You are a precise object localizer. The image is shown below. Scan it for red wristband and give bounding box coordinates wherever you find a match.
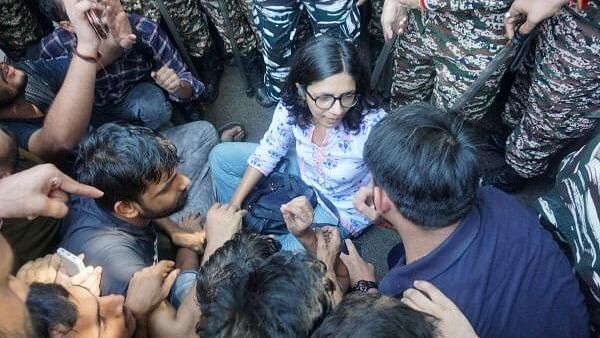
[419,0,429,11]
[73,49,102,64]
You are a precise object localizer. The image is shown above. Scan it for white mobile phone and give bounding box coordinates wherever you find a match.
[57,247,86,276]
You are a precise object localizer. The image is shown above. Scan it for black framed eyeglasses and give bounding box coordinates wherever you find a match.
[302,87,360,110]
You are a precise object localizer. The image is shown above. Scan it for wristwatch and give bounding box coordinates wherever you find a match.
[350,280,378,293]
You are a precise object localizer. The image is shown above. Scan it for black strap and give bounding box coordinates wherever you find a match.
[155,0,200,78]
[370,35,398,90]
[448,25,541,115]
[214,0,254,97]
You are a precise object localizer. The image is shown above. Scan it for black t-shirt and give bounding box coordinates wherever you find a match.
[59,196,157,296]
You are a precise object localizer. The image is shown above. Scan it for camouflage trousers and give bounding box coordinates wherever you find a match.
[390,10,509,121]
[503,4,600,177]
[368,0,384,43]
[121,0,213,58]
[253,0,362,100]
[200,0,259,55]
[0,0,50,61]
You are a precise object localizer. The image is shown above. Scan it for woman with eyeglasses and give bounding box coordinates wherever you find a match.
[209,35,386,251]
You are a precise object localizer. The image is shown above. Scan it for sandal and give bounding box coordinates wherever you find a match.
[218,122,246,142]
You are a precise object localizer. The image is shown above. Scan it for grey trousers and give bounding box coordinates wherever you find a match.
[161,121,219,221]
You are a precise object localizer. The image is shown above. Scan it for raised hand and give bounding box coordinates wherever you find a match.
[281,196,314,237]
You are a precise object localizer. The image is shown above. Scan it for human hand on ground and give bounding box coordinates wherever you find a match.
[402,280,479,338]
[316,226,341,270]
[125,260,179,319]
[0,164,103,220]
[381,0,410,40]
[339,239,375,285]
[504,0,567,38]
[281,196,314,238]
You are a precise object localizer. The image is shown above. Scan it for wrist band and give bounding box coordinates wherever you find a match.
[419,0,429,11]
[73,49,102,64]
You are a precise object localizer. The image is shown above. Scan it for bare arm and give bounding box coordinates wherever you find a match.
[230,165,264,207]
[27,53,96,162]
[148,285,201,338]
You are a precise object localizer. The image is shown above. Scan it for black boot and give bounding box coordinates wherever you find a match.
[481,164,527,193]
[242,50,277,108]
[194,46,224,104]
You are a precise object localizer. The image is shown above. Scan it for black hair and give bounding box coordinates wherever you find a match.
[199,252,334,338]
[26,283,78,338]
[76,122,178,211]
[196,231,281,305]
[280,35,376,132]
[38,0,68,22]
[312,293,437,338]
[364,104,480,228]
[0,126,19,174]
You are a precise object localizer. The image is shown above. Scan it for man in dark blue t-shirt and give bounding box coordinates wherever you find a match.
[346,105,588,338]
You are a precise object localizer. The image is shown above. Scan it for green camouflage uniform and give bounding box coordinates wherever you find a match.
[390,0,512,121]
[368,0,384,43]
[253,0,362,100]
[0,0,50,61]
[121,0,213,58]
[199,0,259,55]
[503,2,600,178]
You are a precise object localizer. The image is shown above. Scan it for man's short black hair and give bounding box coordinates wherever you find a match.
[199,252,334,338]
[76,122,178,211]
[38,0,68,22]
[364,104,480,228]
[196,231,281,305]
[311,293,437,338]
[26,283,77,338]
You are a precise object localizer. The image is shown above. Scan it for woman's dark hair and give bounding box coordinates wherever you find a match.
[280,35,376,132]
[26,283,78,338]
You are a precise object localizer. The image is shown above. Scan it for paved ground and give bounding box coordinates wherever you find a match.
[201,65,553,279]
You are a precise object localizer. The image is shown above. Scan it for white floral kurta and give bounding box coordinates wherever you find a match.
[248,102,387,236]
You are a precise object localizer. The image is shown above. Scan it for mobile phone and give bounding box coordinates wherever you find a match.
[57,247,86,276]
[86,10,109,40]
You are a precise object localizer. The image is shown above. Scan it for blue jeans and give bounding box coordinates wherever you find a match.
[209,142,344,251]
[91,82,172,130]
[168,270,197,309]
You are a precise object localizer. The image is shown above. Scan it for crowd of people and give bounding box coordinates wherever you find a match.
[0,0,598,337]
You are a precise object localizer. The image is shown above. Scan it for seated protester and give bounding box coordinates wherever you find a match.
[149,228,280,337]
[0,0,122,270]
[198,252,334,337]
[60,121,218,296]
[311,293,436,338]
[346,105,588,337]
[209,35,386,251]
[534,132,600,325]
[0,0,132,164]
[38,0,204,130]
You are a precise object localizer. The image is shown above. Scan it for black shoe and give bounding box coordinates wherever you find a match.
[240,50,277,107]
[481,164,526,193]
[255,85,277,107]
[194,47,224,104]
